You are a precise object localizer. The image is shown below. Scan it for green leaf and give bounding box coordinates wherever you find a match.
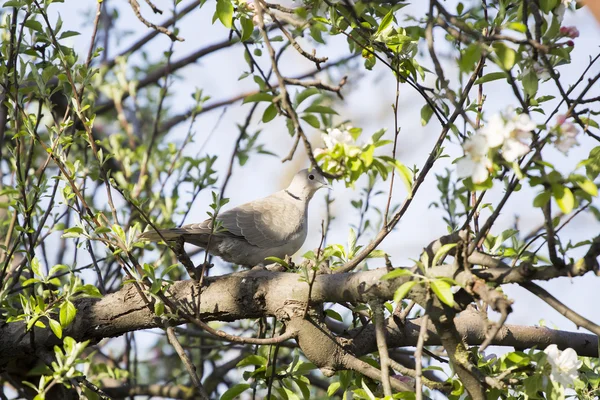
[59,30,80,39]
[393,160,413,194]
[539,0,558,13]
[474,72,506,85]
[303,105,338,115]
[420,104,434,126]
[493,43,517,70]
[31,257,42,277]
[522,70,538,97]
[553,186,575,214]
[367,250,387,258]
[301,114,320,129]
[325,309,343,322]
[381,268,411,280]
[262,103,277,123]
[59,301,77,327]
[533,191,551,208]
[24,19,43,32]
[243,92,273,103]
[237,355,267,367]
[240,16,254,42]
[265,256,288,267]
[393,281,417,303]
[576,179,598,197]
[507,22,527,33]
[376,9,394,37]
[327,381,341,397]
[220,383,251,400]
[49,318,63,339]
[459,44,482,72]
[216,0,234,28]
[432,243,457,267]
[295,88,320,106]
[430,279,455,307]
[579,116,599,129]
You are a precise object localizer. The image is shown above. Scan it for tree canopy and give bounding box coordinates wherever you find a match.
[1,0,599,399]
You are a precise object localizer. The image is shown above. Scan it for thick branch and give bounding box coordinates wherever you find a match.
[2,269,598,369]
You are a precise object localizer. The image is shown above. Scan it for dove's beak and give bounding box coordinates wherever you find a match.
[321,179,332,190]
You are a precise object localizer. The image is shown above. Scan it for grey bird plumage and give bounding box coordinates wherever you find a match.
[139,169,329,267]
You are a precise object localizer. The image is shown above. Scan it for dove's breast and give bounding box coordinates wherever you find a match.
[214,192,309,266]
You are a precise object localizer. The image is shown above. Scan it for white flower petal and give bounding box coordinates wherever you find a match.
[513,114,536,132]
[502,138,530,162]
[471,161,490,183]
[463,134,489,157]
[544,345,581,387]
[456,157,476,178]
[555,137,579,154]
[481,114,509,147]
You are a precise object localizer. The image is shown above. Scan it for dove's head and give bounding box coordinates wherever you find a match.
[286,168,330,201]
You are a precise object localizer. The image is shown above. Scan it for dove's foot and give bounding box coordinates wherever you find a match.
[264,263,285,272]
[172,237,200,280]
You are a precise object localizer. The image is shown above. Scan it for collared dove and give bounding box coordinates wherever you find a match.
[140,169,329,267]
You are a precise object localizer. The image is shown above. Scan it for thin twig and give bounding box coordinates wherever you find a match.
[166,326,209,399]
[520,282,600,336]
[414,314,429,400]
[128,0,183,41]
[371,300,392,396]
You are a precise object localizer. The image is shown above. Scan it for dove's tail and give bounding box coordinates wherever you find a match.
[139,228,188,242]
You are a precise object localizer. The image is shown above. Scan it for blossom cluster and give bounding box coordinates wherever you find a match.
[544,344,582,387]
[553,114,579,154]
[559,26,580,39]
[457,110,536,183]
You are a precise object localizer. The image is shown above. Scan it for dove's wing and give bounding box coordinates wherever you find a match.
[218,192,305,249]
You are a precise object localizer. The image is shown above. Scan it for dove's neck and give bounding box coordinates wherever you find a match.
[284,184,314,204]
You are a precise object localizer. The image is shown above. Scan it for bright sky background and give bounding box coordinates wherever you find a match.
[40,0,600,389]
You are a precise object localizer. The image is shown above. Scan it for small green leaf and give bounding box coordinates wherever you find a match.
[303,104,338,115]
[533,191,551,207]
[376,9,394,37]
[522,70,538,97]
[327,381,341,397]
[507,22,527,33]
[295,88,320,106]
[432,243,458,267]
[430,280,455,307]
[49,318,63,339]
[301,114,320,129]
[576,179,598,197]
[240,16,254,42]
[325,309,343,322]
[493,43,517,70]
[243,92,273,103]
[265,256,288,267]
[237,355,267,367]
[221,383,251,400]
[420,104,434,126]
[393,281,417,303]
[262,103,277,123]
[216,0,234,28]
[59,301,77,327]
[553,186,575,214]
[459,43,482,72]
[381,268,411,280]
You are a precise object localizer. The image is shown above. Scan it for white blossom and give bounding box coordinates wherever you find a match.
[554,115,579,154]
[480,113,511,148]
[478,111,535,163]
[544,344,582,387]
[322,128,354,150]
[457,134,492,183]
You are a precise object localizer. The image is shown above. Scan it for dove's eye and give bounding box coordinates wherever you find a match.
[308,174,315,180]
